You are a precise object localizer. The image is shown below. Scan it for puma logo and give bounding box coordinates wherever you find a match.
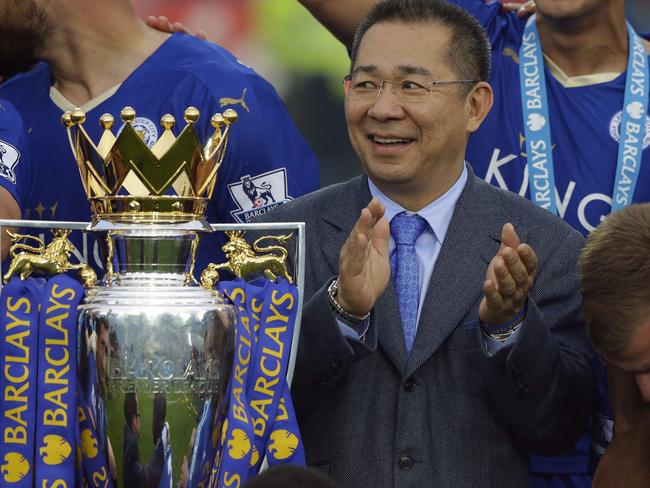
[219,88,250,112]
[503,47,520,64]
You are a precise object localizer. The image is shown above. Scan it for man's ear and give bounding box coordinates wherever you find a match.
[465,81,493,133]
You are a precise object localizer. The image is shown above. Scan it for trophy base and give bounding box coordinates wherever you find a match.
[78,272,235,486]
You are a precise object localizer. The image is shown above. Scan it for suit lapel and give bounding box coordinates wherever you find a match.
[406,175,501,376]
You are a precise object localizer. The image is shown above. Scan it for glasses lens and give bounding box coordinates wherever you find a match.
[345,75,379,101]
[344,75,431,103]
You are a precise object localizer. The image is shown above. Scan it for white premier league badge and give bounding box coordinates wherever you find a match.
[228,168,292,222]
[0,140,21,184]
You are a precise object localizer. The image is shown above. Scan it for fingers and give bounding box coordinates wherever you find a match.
[145,15,173,33]
[500,222,520,250]
[494,254,518,297]
[171,21,195,36]
[517,243,537,277]
[501,2,521,11]
[483,279,504,311]
[340,198,385,276]
[366,197,385,223]
[501,1,535,17]
[499,223,536,279]
[518,0,536,17]
[336,199,391,315]
[145,16,206,39]
[481,225,537,324]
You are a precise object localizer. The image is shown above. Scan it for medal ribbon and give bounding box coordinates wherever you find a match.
[520,16,649,212]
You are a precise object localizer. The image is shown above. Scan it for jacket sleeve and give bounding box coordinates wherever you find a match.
[482,228,595,455]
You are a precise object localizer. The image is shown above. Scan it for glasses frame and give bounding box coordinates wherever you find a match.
[343,74,479,103]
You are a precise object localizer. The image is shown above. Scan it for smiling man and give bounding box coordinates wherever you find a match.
[300,0,650,484]
[258,1,593,486]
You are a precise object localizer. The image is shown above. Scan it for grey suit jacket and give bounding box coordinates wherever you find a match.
[258,169,594,487]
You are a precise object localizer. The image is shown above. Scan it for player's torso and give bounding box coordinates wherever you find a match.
[0,37,318,275]
[0,58,247,271]
[468,38,650,236]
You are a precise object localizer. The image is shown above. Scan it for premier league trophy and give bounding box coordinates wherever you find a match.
[0,105,304,487]
[65,105,241,486]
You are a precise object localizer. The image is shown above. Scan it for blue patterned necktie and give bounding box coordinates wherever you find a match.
[390,212,428,353]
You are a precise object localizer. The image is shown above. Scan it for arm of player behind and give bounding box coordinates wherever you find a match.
[297,0,377,48]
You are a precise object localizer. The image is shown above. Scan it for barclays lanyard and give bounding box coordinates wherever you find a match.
[519,15,649,213]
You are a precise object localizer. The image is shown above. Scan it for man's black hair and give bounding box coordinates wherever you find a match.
[350,0,491,86]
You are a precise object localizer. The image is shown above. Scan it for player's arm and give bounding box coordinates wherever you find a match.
[0,186,20,260]
[297,0,535,49]
[297,0,376,48]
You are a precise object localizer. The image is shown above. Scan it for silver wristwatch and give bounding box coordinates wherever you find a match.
[327,279,370,327]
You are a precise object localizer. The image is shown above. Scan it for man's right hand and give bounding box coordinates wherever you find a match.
[335,197,390,316]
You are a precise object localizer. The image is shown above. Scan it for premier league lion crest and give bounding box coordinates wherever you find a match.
[228,169,292,222]
[0,140,20,184]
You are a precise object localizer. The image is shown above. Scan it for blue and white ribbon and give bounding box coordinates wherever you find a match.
[519,16,649,212]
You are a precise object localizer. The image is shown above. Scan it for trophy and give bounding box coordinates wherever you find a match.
[0,105,305,487]
[53,106,240,486]
[63,106,238,486]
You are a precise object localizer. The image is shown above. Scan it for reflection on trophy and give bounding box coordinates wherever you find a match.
[64,105,239,486]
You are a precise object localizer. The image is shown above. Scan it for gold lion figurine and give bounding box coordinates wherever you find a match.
[3,229,96,287]
[200,231,293,288]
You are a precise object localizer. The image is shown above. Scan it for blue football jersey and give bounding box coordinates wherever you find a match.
[0,99,34,214]
[0,33,319,273]
[453,0,650,237]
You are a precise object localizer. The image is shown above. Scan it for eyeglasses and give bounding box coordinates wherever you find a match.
[343,74,478,103]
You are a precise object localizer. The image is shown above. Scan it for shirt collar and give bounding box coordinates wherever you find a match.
[367,164,468,244]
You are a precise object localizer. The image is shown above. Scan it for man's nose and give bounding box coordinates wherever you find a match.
[368,81,404,120]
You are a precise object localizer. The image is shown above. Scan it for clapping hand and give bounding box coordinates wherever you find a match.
[479,223,537,326]
[335,198,390,316]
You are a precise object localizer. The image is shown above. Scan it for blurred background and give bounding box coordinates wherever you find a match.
[131,0,650,187]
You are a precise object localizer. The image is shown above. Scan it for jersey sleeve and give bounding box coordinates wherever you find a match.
[204,70,320,224]
[447,0,526,46]
[0,99,34,215]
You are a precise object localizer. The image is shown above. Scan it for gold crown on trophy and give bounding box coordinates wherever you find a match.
[62,106,237,227]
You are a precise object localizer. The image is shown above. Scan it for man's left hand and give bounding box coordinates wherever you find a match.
[479,223,537,325]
